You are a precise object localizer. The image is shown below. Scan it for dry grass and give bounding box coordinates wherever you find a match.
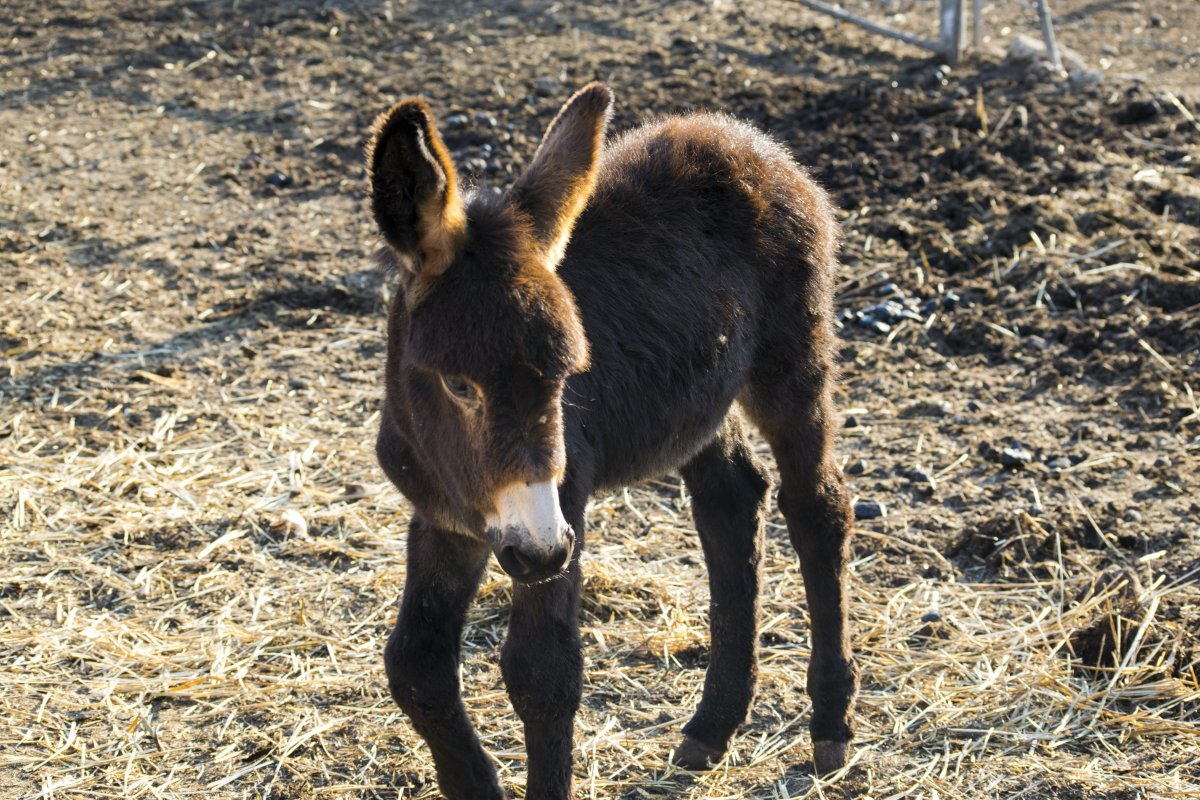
[2,350,1198,798]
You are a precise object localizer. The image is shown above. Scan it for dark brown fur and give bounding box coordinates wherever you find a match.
[369,84,858,800]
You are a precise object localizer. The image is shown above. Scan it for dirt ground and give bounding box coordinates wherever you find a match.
[1,1,1198,798]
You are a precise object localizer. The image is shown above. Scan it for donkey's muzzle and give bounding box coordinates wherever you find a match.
[487,480,573,584]
[492,529,573,584]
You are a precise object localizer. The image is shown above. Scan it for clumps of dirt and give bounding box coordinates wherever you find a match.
[1067,567,1148,672]
[951,511,1057,575]
[952,515,1199,681]
[951,503,1154,579]
[1066,567,1199,680]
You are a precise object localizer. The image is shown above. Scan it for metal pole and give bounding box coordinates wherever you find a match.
[938,0,964,65]
[794,0,945,54]
[1035,0,1062,71]
[972,0,983,49]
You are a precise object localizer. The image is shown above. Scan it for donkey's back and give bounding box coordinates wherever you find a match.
[560,113,842,491]
[579,112,837,285]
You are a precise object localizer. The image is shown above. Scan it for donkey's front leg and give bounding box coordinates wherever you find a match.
[501,549,583,799]
[385,516,503,800]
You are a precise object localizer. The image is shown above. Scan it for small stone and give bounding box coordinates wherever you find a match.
[340,483,369,502]
[535,76,561,97]
[443,112,470,128]
[902,399,951,418]
[1116,99,1161,125]
[271,101,300,122]
[463,157,489,174]
[1007,33,1087,71]
[1154,455,1172,469]
[1048,457,1072,471]
[266,171,293,188]
[1000,446,1032,469]
[845,458,869,476]
[856,315,891,335]
[911,618,953,644]
[863,300,922,324]
[1069,69,1103,90]
[473,111,498,128]
[843,415,860,428]
[878,282,902,296]
[1117,533,1142,549]
[866,318,891,334]
[908,468,935,485]
[74,64,102,78]
[854,500,887,520]
[1123,508,1142,523]
[966,400,981,413]
[920,610,942,623]
[1027,335,1050,351]
[926,400,951,417]
[1148,13,1164,27]
[942,291,961,309]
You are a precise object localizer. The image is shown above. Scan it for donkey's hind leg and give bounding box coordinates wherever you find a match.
[671,416,769,770]
[747,383,858,774]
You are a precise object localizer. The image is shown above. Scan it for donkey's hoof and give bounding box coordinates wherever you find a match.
[671,735,725,770]
[812,740,849,774]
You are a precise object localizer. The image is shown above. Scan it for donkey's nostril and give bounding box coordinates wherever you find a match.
[493,537,571,584]
[497,544,535,580]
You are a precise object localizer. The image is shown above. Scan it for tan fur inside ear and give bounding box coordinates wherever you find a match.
[510,83,614,270]
[410,118,466,277]
[367,99,466,278]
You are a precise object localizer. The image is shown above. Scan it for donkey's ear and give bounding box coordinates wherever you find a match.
[509,83,613,269]
[368,99,466,278]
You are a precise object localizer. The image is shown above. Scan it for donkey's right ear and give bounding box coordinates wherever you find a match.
[367,99,465,278]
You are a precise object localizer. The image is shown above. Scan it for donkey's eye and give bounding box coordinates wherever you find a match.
[441,374,478,402]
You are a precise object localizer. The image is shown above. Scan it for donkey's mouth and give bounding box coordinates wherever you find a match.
[486,479,573,584]
[489,526,574,584]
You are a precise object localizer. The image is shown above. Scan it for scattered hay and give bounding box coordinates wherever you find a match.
[2,325,1198,798]
[5,372,1200,799]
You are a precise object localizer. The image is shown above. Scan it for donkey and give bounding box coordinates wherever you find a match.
[368,83,858,800]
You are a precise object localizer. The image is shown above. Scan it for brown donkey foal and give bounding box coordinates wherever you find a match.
[368,83,858,799]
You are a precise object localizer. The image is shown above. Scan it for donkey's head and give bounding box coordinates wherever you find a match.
[368,84,612,583]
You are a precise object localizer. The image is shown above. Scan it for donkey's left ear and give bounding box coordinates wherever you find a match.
[367,98,466,279]
[509,83,613,269]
